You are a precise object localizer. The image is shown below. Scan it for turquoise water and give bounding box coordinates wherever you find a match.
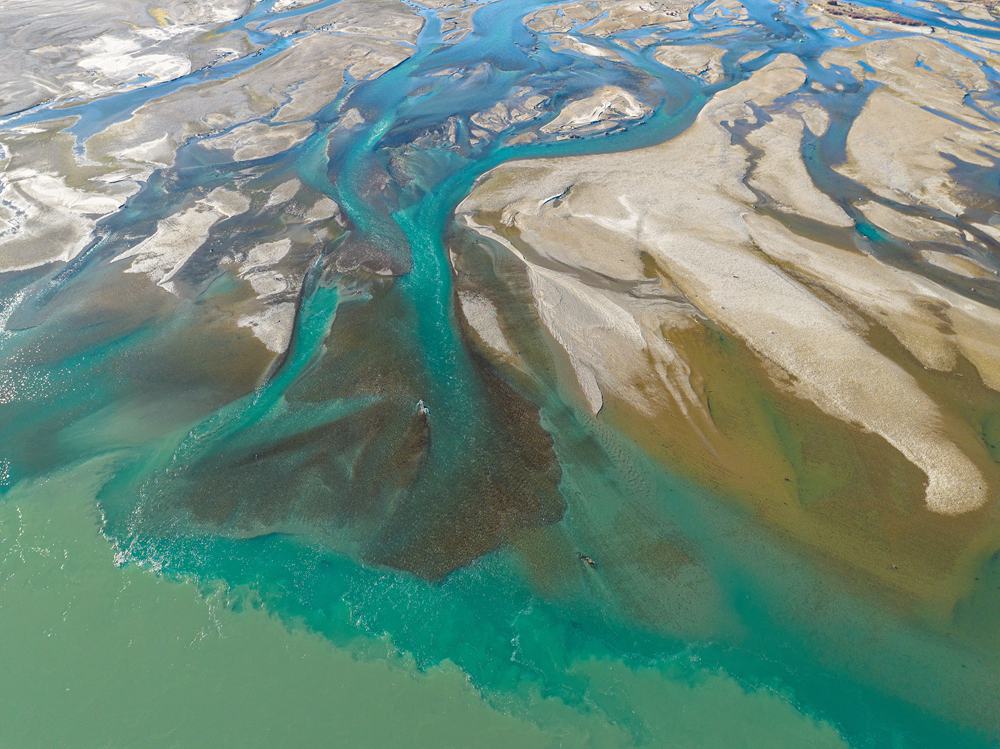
[2,0,1000,745]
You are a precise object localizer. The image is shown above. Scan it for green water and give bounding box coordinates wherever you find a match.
[0,460,851,748]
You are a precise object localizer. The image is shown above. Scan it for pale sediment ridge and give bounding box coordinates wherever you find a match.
[113,187,251,294]
[0,0,421,277]
[0,0,253,116]
[540,86,650,137]
[457,290,516,359]
[653,44,725,83]
[231,238,296,353]
[0,122,139,273]
[203,121,317,162]
[526,0,698,36]
[459,51,1000,516]
[823,36,997,217]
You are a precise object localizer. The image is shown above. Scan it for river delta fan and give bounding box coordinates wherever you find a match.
[0,0,999,746]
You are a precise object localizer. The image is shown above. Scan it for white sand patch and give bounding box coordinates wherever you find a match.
[550,34,625,62]
[527,0,694,37]
[462,54,993,513]
[305,196,341,223]
[77,36,191,85]
[0,168,130,272]
[654,44,725,83]
[229,238,298,352]
[204,121,315,161]
[790,100,829,136]
[742,215,992,512]
[336,108,366,131]
[113,187,250,293]
[238,302,296,353]
[273,0,323,10]
[745,215,1000,389]
[972,220,1000,244]
[243,239,292,271]
[528,266,650,414]
[746,113,852,227]
[458,292,514,358]
[470,92,546,134]
[641,209,990,514]
[827,39,996,218]
[238,239,293,299]
[840,90,966,214]
[8,171,123,215]
[265,180,301,208]
[117,134,177,168]
[459,215,699,420]
[921,250,997,280]
[245,272,289,298]
[858,201,964,245]
[542,86,649,135]
[154,0,250,25]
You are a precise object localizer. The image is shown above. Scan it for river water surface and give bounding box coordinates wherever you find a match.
[1,0,999,745]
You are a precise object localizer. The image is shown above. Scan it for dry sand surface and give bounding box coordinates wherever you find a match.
[460,48,1000,516]
[0,0,421,277]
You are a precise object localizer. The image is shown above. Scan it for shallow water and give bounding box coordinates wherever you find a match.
[1,0,999,745]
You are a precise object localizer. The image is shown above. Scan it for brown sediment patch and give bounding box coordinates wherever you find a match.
[599,316,1000,616]
[516,513,732,641]
[175,269,565,580]
[289,278,422,403]
[612,536,727,638]
[130,304,274,401]
[178,279,431,532]
[183,396,428,534]
[327,231,411,277]
[450,227,582,537]
[858,319,1000,598]
[448,224,732,638]
[366,353,565,580]
[8,260,274,399]
[7,268,168,355]
[508,524,584,599]
[0,262,278,492]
